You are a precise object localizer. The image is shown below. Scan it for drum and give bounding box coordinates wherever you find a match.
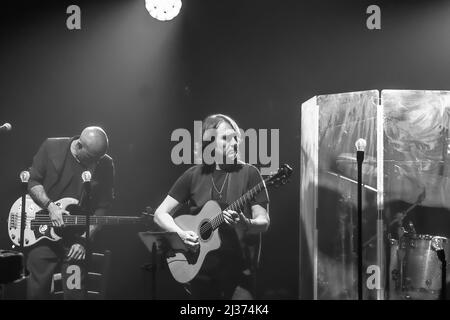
[390,234,449,300]
[0,250,26,284]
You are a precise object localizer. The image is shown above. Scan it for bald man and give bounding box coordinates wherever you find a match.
[26,126,115,299]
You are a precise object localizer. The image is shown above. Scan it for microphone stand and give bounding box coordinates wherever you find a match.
[439,251,446,300]
[82,171,92,300]
[18,171,30,288]
[356,149,364,300]
[19,171,30,250]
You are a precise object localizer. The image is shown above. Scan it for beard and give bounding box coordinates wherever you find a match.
[215,147,237,165]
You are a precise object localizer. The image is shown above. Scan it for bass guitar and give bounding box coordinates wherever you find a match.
[8,196,149,247]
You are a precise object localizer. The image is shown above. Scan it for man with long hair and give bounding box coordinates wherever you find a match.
[154,114,270,299]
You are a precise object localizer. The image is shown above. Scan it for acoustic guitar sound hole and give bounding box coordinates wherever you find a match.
[200,220,213,241]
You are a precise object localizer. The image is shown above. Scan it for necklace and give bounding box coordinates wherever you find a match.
[211,172,229,199]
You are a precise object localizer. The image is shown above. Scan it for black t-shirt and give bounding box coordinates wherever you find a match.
[59,142,86,201]
[168,164,269,274]
[28,137,115,247]
[29,136,114,211]
[169,165,269,210]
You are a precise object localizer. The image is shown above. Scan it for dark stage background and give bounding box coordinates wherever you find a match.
[1,0,450,299]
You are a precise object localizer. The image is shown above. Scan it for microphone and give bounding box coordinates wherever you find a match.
[355,138,366,163]
[432,236,447,300]
[0,123,12,132]
[81,171,92,183]
[81,170,92,209]
[19,171,30,184]
[355,138,367,152]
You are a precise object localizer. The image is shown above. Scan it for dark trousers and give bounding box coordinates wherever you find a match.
[186,270,255,300]
[185,250,254,299]
[26,243,85,300]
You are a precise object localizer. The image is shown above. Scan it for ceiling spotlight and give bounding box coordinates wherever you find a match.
[145,0,182,21]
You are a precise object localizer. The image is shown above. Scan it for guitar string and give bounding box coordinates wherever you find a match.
[199,183,262,234]
[200,182,252,235]
[13,220,141,226]
[199,182,263,235]
[13,217,140,227]
[13,215,139,221]
[13,218,139,224]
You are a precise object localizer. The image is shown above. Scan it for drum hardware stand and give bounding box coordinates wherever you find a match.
[438,251,446,300]
[432,237,447,300]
